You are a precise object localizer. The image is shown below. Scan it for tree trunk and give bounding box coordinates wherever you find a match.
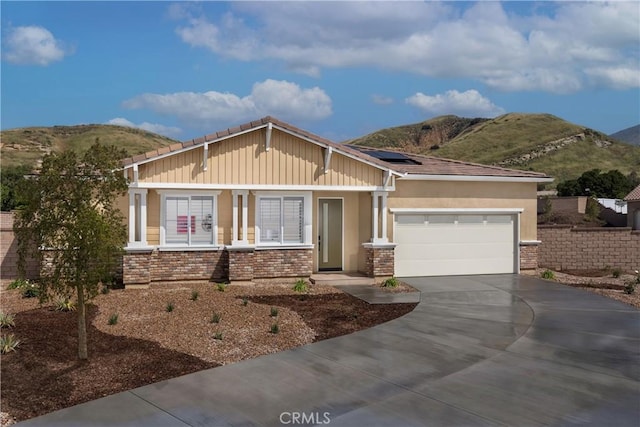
[77,284,88,360]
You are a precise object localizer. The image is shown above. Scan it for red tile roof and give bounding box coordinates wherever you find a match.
[625,184,640,201]
[121,116,551,180]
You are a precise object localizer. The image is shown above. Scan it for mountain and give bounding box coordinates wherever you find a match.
[347,113,640,186]
[0,124,179,169]
[610,124,640,146]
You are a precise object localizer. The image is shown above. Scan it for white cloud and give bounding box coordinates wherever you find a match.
[172,1,639,93]
[122,79,332,127]
[372,95,394,105]
[405,90,505,118]
[107,118,182,138]
[2,25,69,66]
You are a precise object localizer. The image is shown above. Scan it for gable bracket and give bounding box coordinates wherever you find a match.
[133,164,139,184]
[203,143,209,171]
[383,170,393,188]
[323,146,333,173]
[265,122,273,151]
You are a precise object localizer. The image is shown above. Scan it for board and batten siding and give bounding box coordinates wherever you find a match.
[138,129,383,187]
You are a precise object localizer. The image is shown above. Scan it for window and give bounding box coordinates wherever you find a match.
[257,194,308,245]
[163,194,216,246]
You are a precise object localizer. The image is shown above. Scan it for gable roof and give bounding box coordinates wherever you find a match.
[625,184,640,201]
[122,116,552,182]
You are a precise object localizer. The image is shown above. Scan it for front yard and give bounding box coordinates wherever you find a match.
[0,281,416,425]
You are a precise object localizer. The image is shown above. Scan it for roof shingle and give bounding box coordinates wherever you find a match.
[625,184,640,201]
[121,116,552,180]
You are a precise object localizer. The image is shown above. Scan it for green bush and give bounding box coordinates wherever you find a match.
[623,282,636,295]
[21,282,40,298]
[0,334,21,354]
[612,268,622,278]
[190,290,199,301]
[541,270,555,280]
[210,312,221,324]
[0,312,15,328]
[108,313,119,325]
[270,322,279,334]
[270,307,279,317]
[54,297,76,312]
[213,332,223,340]
[166,302,175,312]
[242,298,249,306]
[292,278,308,293]
[7,278,29,290]
[217,283,226,292]
[382,277,399,288]
[101,285,110,295]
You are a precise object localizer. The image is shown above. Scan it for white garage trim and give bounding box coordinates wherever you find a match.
[392,209,522,276]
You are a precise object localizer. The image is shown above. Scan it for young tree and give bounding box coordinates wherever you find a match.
[14,143,128,360]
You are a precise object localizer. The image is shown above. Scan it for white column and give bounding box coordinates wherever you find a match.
[372,191,389,243]
[232,190,249,246]
[127,188,148,247]
[372,192,379,242]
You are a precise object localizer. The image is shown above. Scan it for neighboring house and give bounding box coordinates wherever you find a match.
[625,185,640,230]
[120,117,552,286]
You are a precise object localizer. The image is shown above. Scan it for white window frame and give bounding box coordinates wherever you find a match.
[254,191,313,248]
[159,190,221,248]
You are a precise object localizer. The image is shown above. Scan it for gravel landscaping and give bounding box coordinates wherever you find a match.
[0,280,417,425]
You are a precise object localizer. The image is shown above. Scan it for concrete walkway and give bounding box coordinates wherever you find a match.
[18,275,640,426]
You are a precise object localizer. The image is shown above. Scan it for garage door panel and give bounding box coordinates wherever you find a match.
[394,213,517,277]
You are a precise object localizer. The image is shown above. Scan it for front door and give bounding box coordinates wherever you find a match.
[318,198,343,271]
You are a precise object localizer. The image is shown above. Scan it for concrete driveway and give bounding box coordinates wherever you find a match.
[18,275,640,426]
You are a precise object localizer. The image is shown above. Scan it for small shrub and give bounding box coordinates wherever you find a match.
[0,334,21,354]
[0,312,15,329]
[217,283,226,292]
[21,282,40,299]
[108,313,119,325]
[166,302,175,312]
[54,297,76,312]
[7,278,28,290]
[624,270,639,295]
[541,269,555,280]
[382,277,399,288]
[213,332,223,340]
[623,282,636,295]
[190,290,199,301]
[612,268,622,279]
[270,322,279,334]
[242,298,249,306]
[210,312,221,324]
[292,278,308,293]
[101,285,110,295]
[270,307,278,317]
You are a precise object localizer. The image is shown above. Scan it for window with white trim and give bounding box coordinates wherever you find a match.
[163,195,216,246]
[257,196,306,245]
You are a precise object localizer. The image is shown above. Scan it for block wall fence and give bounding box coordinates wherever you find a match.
[537,225,639,272]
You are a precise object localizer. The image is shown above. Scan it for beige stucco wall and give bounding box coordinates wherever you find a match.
[389,180,538,241]
[138,129,383,187]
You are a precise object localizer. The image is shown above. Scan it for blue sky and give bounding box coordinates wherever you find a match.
[1,1,639,142]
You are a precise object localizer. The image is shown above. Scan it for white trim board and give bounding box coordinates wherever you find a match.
[390,208,524,214]
[133,183,394,192]
[398,174,553,183]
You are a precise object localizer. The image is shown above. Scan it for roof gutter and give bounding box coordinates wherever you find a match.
[399,174,554,183]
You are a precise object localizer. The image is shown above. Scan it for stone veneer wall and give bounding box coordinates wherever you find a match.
[123,250,228,285]
[123,248,314,285]
[363,245,395,277]
[253,249,313,279]
[538,225,640,271]
[519,244,538,270]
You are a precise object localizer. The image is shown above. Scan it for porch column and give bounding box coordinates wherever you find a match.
[128,189,148,247]
[371,191,389,243]
[232,190,249,246]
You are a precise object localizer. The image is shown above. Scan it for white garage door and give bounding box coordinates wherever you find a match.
[394,213,517,277]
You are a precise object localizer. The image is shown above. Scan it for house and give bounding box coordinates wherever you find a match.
[120,117,552,286]
[625,184,640,230]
